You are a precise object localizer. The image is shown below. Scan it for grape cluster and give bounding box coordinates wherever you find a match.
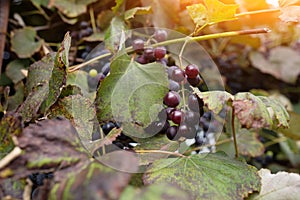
[130,30,213,144]
[86,29,218,153]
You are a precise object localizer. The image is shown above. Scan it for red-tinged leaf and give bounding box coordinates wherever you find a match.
[49,160,137,200]
[233,92,273,129]
[279,6,300,23]
[0,118,89,182]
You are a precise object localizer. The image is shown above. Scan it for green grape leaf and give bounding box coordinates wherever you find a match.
[49,0,98,18]
[49,160,137,200]
[258,96,290,128]
[8,82,25,111]
[96,53,169,137]
[30,0,49,7]
[66,70,89,97]
[124,6,152,20]
[279,111,300,140]
[48,94,96,142]
[26,53,55,92]
[233,92,273,129]
[192,88,233,114]
[0,112,22,159]
[40,32,70,112]
[120,184,189,200]
[5,59,29,84]
[17,83,49,122]
[104,16,127,52]
[279,0,300,7]
[187,3,208,26]
[143,152,261,200]
[112,0,125,13]
[0,118,89,181]
[11,27,43,58]
[249,169,300,200]
[134,134,180,165]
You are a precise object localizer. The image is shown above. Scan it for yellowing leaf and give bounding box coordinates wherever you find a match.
[187,4,208,26]
[186,0,238,26]
[204,0,238,24]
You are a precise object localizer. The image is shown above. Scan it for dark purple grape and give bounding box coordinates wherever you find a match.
[154,29,168,42]
[143,48,155,62]
[166,126,178,140]
[167,66,179,78]
[188,94,201,112]
[200,120,210,132]
[166,107,176,120]
[172,68,185,82]
[102,122,116,135]
[154,46,166,60]
[163,91,180,107]
[132,39,144,52]
[170,110,184,124]
[177,124,195,139]
[80,21,89,29]
[169,80,180,91]
[187,75,202,87]
[136,55,148,64]
[184,110,200,126]
[101,62,110,76]
[185,64,199,78]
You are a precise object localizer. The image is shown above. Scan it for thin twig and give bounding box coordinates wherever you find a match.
[135,149,186,158]
[0,146,22,169]
[68,28,270,72]
[232,107,239,158]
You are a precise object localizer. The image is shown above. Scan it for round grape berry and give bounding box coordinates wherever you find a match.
[163,91,180,107]
[154,46,166,60]
[132,39,144,52]
[154,29,167,42]
[143,48,155,62]
[177,124,195,139]
[166,126,178,140]
[170,110,184,124]
[188,94,200,112]
[89,69,98,77]
[172,68,185,82]
[185,64,199,78]
[102,122,116,135]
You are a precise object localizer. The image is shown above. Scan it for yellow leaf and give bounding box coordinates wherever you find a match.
[204,0,238,24]
[186,0,238,26]
[186,3,208,26]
